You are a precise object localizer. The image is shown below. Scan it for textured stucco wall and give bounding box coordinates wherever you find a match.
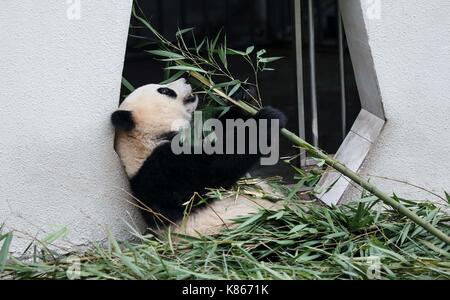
[344,0,450,203]
[0,0,140,252]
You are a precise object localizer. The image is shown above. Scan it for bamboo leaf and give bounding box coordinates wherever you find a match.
[0,232,13,271]
[267,211,284,220]
[160,71,186,85]
[196,38,206,54]
[228,82,241,97]
[245,46,255,55]
[122,77,135,93]
[324,210,337,233]
[227,48,247,56]
[176,27,195,36]
[146,50,185,60]
[399,223,411,245]
[218,46,228,69]
[324,232,348,240]
[207,93,227,106]
[212,80,241,89]
[107,230,122,255]
[218,106,231,118]
[288,224,308,234]
[258,56,283,63]
[211,29,222,54]
[42,227,68,244]
[419,239,450,259]
[236,212,263,229]
[166,65,207,74]
[286,178,306,202]
[257,49,267,57]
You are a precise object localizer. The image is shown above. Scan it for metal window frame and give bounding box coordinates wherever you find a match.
[317,0,386,206]
[294,0,307,166]
[294,0,386,206]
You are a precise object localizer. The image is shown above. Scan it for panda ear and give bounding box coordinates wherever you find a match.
[111,110,135,131]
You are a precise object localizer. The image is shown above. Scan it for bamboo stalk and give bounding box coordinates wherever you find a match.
[190,71,450,245]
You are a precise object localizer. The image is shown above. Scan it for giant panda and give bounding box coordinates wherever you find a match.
[111,78,287,236]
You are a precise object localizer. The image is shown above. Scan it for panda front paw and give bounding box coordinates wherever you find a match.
[255,106,288,129]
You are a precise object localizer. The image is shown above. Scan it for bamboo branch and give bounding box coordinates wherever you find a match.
[190,71,450,245]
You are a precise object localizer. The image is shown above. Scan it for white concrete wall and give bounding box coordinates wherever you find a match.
[0,0,140,252]
[344,0,450,204]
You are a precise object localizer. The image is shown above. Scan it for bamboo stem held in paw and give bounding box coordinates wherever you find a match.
[190,70,450,245]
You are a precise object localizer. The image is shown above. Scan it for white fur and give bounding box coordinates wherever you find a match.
[173,195,283,236]
[115,78,198,177]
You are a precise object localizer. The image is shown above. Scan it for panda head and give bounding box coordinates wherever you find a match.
[111,78,198,177]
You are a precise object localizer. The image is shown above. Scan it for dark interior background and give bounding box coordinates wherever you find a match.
[121,0,361,180]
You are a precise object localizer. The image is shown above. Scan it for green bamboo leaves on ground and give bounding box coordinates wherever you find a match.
[0,230,13,272]
[2,193,450,280]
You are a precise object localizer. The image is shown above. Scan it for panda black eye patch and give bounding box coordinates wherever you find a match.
[157,87,177,98]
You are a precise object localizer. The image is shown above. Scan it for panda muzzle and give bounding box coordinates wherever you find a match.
[183,95,197,104]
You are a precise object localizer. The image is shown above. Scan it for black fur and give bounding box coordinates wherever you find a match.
[183,95,197,104]
[156,131,179,142]
[129,107,287,228]
[111,110,135,132]
[157,87,177,98]
[234,84,258,103]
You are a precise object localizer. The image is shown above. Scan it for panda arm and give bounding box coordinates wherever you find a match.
[139,143,254,191]
[153,106,286,188]
[203,106,287,183]
[134,106,287,194]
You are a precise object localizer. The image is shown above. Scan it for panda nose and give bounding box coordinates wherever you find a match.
[184,94,197,104]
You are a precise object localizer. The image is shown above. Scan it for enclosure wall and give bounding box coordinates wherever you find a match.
[343,0,450,203]
[0,0,138,252]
